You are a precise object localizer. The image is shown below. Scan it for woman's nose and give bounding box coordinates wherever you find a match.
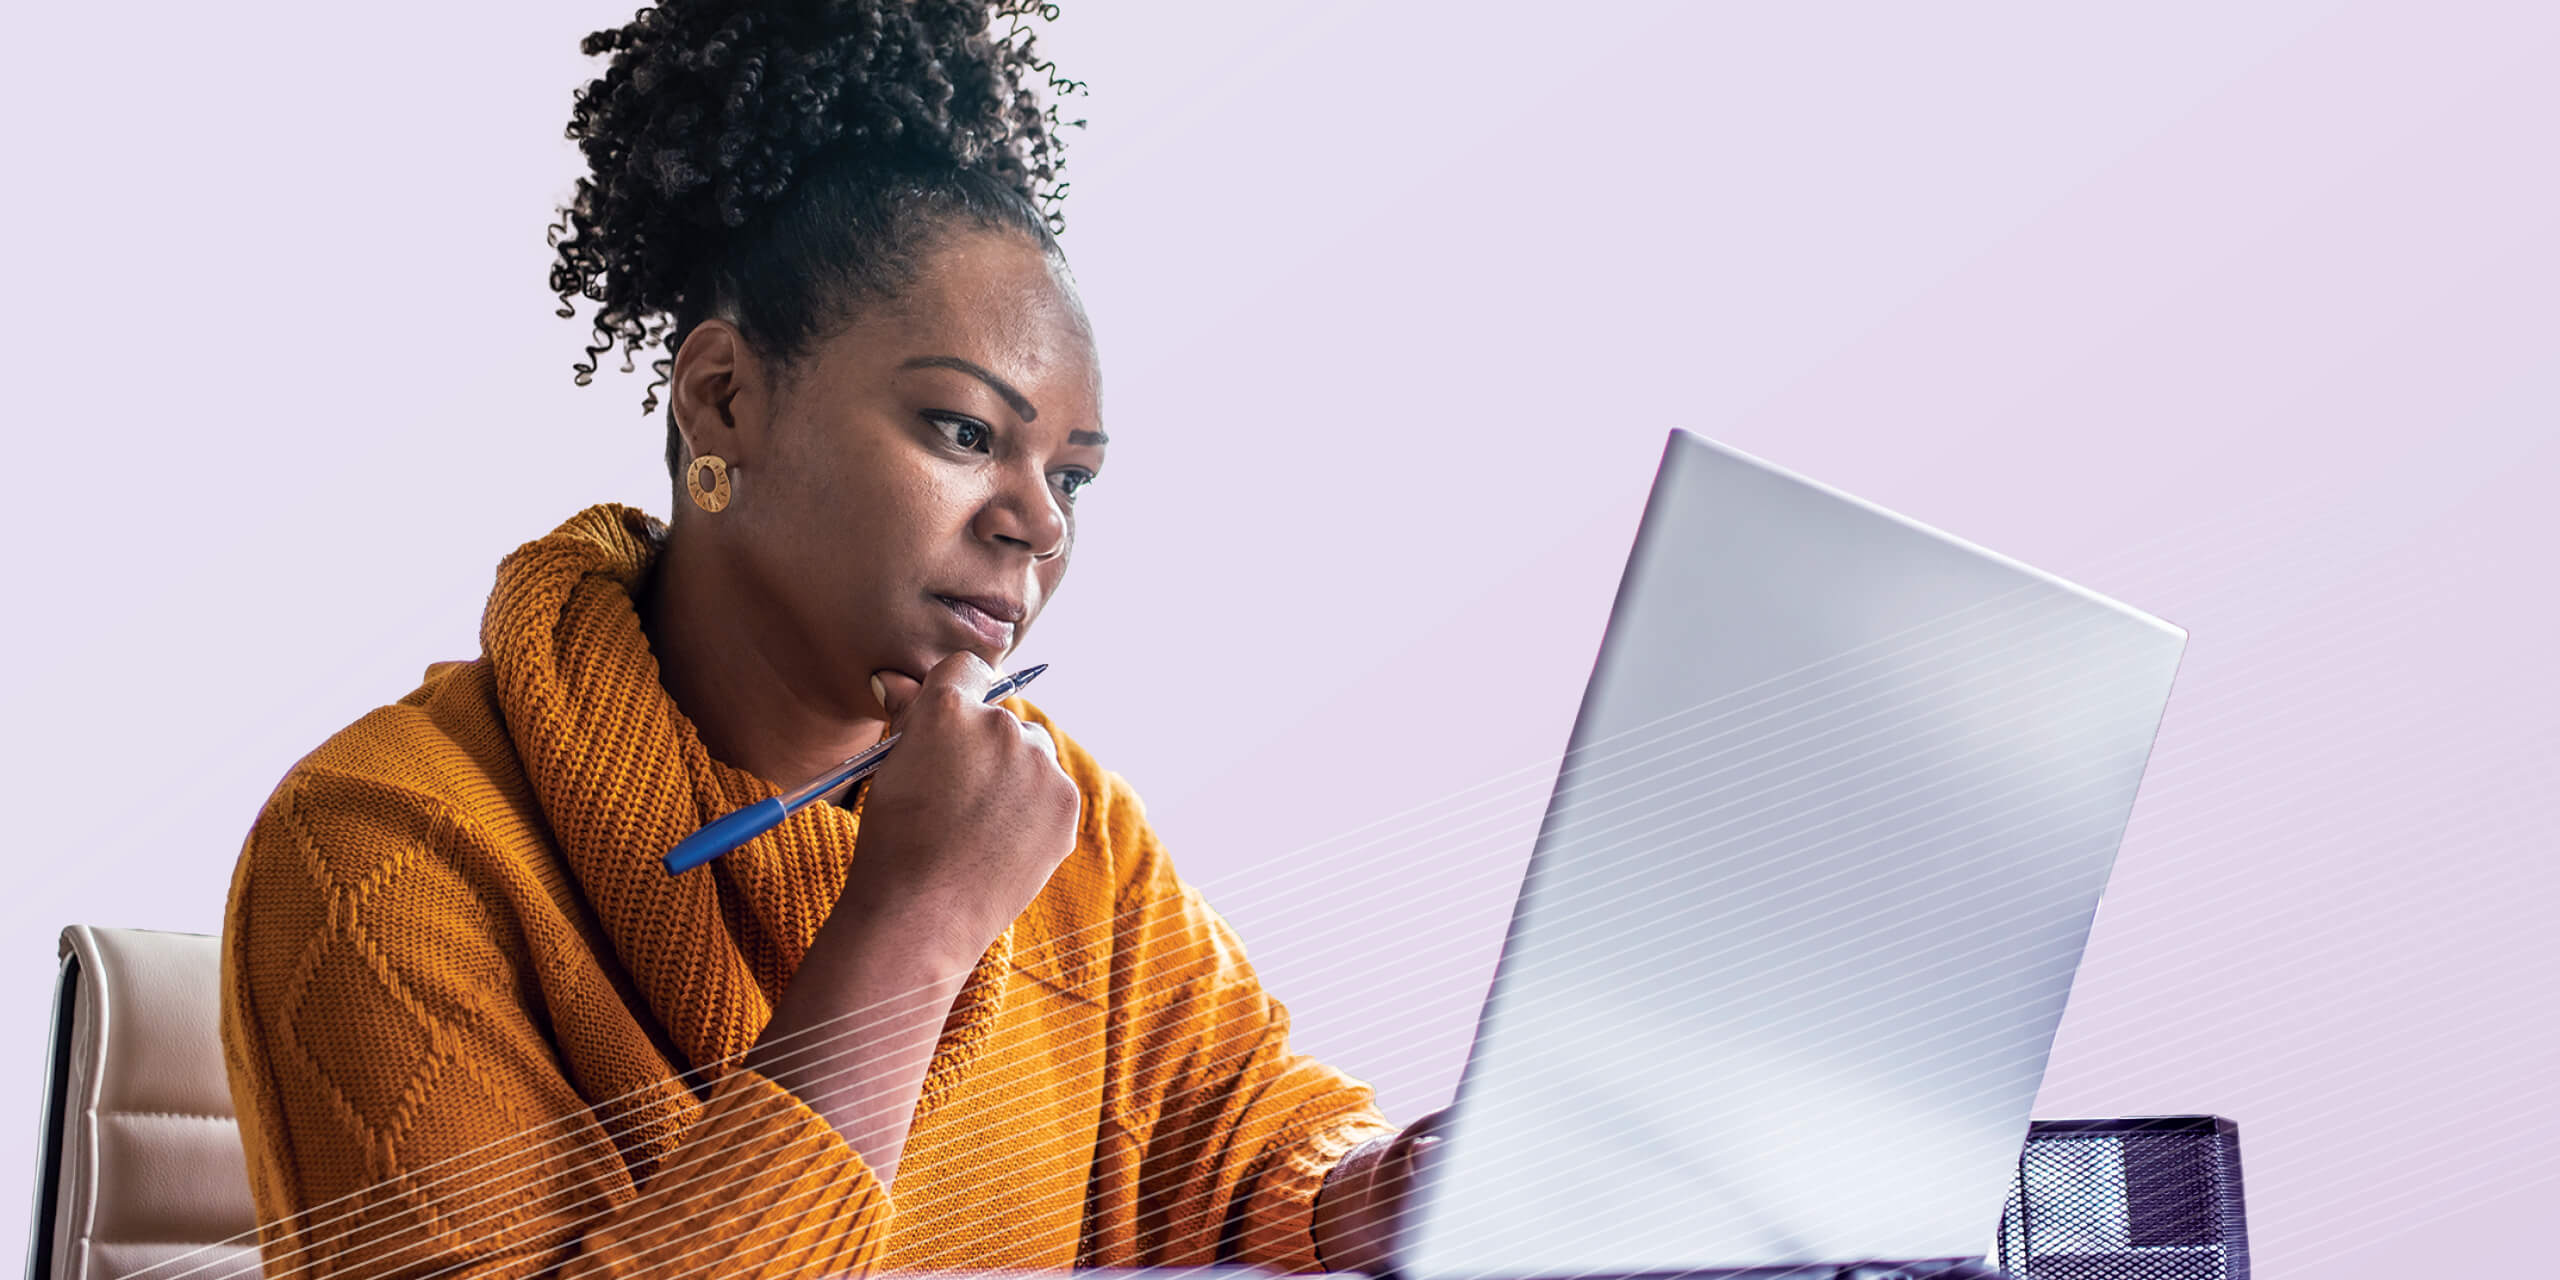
[978,461,1068,560]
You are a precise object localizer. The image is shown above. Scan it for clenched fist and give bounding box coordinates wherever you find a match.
[841,650,1083,965]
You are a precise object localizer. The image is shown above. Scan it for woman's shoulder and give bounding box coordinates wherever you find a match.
[223,662,559,1072]
[242,658,543,896]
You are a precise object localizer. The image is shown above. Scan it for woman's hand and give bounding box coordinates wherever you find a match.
[745,650,1081,1181]
[847,650,1084,965]
[1312,1108,1452,1273]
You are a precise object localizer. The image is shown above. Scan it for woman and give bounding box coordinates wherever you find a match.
[217,3,1438,1276]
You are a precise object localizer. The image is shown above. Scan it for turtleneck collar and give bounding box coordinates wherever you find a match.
[478,503,1013,1111]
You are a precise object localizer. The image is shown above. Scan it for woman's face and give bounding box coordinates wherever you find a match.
[678,226,1106,717]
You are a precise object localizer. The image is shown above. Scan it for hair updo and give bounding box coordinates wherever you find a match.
[545,0,1085,479]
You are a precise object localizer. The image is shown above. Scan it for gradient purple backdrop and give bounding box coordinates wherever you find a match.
[2,1,2551,1274]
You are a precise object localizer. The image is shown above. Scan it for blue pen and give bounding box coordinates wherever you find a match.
[661,663,1049,875]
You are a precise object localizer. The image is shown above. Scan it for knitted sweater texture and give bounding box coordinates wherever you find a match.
[219,504,1394,1280]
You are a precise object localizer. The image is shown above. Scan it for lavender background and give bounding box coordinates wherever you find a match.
[4,1,2554,1274]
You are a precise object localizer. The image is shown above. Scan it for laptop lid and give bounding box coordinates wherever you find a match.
[1400,431,2186,1279]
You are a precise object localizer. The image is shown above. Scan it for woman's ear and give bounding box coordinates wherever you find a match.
[667,319,773,467]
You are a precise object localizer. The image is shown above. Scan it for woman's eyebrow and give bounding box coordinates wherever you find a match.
[898,354,1108,446]
[900,353,1037,421]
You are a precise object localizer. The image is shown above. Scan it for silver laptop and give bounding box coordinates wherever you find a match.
[1396,430,2186,1279]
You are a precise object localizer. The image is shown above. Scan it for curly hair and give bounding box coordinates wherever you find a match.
[546,0,1086,479]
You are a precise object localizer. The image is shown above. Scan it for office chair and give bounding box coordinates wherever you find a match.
[24,927,262,1280]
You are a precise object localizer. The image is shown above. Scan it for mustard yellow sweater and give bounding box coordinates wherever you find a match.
[219,504,1395,1280]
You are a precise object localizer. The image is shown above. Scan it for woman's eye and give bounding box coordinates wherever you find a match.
[931,413,1094,502]
[929,413,991,452]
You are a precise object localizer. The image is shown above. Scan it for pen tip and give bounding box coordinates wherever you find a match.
[1012,662,1048,688]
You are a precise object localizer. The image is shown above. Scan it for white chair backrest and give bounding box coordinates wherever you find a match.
[27,926,262,1280]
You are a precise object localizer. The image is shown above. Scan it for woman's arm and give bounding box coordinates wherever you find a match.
[741,884,980,1186]
[1075,774,1401,1272]
[221,776,898,1280]
[752,652,1085,1183]
[220,651,1083,1280]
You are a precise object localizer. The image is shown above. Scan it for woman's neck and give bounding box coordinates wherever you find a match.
[639,523,891,791]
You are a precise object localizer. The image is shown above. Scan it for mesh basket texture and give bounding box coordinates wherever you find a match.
[1995,1117,2249,1280]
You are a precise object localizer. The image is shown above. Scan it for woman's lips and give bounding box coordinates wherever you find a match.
[934,595,1015,649]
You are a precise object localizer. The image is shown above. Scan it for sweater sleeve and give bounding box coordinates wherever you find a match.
[218,771,896,1280]
[1097,780,1400,1272]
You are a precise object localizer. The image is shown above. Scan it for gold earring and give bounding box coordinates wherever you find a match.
[687,454,733,513]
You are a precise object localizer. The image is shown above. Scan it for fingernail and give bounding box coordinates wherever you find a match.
[870,674,886,707]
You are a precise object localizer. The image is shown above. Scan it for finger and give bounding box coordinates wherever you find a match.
[920,649,998,706]
[1409,1107,1456,1142]
[1019,720,1060,765]
[871,669,921,724]
[1387,1109,1451,1180]
[873,651,993,726]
